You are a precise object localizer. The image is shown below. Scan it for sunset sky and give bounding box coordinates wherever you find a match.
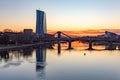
[0,0,120,34]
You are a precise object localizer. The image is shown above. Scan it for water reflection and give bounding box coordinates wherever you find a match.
[0,51,9,62]
[23,47,33,58]
[0,47,34,69]
[0,44,120,80]
[36,47,46,80]
[58,43,61,55]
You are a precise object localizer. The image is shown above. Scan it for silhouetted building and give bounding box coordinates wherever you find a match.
[4,32,23,44]
[3,29,35,44]
[105,31,119,39]
[24,29,33,35]
[36,10,46,37]
[23,29,34,43]
[98,31,120,39]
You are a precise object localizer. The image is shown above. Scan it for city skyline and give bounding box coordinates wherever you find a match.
[0,0,120,34]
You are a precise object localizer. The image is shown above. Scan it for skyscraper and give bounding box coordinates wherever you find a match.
[36,10,46,37]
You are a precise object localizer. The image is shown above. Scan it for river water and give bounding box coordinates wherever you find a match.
[0,42,120,80]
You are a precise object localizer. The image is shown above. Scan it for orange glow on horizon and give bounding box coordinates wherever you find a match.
[48,29,120,36]
[1,25,120,37]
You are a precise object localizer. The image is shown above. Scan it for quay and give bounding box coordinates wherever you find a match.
[0,42,49,51]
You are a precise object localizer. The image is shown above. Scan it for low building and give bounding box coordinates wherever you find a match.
[98,31,119,39]
[104,31,119,39]
[24,29,33,36]
[23,29,34,43]
[4,32,23,44]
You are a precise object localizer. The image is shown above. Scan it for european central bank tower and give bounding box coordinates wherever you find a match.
[36,10,46,37]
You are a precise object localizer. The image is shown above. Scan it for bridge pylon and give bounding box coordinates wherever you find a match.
[53,31,74,50]
[87,40,94,50]
[67,40,73,50]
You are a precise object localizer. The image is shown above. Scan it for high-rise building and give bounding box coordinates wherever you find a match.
[36,10,46,37]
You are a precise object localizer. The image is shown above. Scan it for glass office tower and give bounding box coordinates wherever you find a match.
[36,10,46,37]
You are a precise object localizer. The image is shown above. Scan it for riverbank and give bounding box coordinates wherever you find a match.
[0,42,49,51]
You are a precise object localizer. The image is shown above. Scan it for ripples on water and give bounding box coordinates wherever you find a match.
[0,42,120,80]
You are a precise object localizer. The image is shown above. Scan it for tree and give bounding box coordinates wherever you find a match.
[4,29,13,33]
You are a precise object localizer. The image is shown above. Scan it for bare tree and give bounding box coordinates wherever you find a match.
[4,29,13,32]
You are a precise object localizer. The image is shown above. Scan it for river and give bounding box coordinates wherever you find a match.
[0,42,120,80]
